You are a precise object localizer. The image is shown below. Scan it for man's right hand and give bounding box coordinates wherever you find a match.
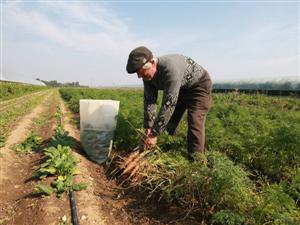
[142,128,157,149]
[144,128,151,136]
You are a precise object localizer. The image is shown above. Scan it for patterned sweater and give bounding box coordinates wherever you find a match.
[143,54,209,135]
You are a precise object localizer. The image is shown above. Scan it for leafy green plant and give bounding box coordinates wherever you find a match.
[35,145,79,179]
[15,133,42,154]
[54,105,63,125]
[35,176,88,198]
[50,125,75,148]
[34,128,87,197]
[52,175,88,197]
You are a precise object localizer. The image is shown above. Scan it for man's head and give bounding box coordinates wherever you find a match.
[126,46,157,80]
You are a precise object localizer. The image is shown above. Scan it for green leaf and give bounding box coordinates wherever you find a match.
[0,136,5,148]
[35,184,54,195]
[72,183,88,191]
[39,167,56,174]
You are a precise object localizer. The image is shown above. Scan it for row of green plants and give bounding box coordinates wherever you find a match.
[59,87,300,224]
[13,90,61,154]
[14,105,87,198]
[0,89,52,148]
[0,81,48,101]
[35,106,88,197]
[13,90,60,154]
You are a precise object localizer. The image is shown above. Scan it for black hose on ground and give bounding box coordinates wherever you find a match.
[69,190,80,225]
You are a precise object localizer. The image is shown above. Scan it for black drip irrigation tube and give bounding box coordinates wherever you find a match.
[69,190,80,225]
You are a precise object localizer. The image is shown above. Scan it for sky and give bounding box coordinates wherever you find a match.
[1,0,299,86]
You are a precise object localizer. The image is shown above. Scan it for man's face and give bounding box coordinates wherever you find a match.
[136,60,156,80]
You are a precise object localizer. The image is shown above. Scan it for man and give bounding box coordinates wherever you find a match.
[126,46,212,160]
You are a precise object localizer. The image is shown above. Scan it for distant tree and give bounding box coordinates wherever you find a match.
[37,80,60,87]
[37,79,82,87]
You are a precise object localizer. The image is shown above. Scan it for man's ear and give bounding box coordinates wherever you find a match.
[151,58,158,67]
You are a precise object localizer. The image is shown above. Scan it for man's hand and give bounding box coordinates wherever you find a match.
[144,128,151,136]
[143,129,157,148]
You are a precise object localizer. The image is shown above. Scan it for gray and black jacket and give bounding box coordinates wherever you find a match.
[143,54,211,135]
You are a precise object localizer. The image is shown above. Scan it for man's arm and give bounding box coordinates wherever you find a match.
[151,78,181,135]
[143,81,158,129]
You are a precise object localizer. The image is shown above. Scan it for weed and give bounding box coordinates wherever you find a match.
[0,135,5,148]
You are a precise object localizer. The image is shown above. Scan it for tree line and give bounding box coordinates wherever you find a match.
[36,78,86,87]
[213,81,300,91]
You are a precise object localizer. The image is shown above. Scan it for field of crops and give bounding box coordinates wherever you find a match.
[60,87,300,225]
[0,82,51,148]
[0,81,48,101]
[1,82,299,225]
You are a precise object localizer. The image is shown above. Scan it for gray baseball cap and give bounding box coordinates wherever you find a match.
[126,46,153,74]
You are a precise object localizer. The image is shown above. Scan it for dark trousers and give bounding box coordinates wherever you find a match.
[166,71,212,155]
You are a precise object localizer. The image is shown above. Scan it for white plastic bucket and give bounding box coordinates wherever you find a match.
[80,99,120,164]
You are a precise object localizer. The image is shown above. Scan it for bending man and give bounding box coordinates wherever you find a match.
[126,46,212,160]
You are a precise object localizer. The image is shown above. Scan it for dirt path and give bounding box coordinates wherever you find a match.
[0,92,51,186]
[0,102,46,225]
[60,99,132,225]
[0,91,70,225]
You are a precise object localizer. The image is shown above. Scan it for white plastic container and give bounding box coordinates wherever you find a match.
[80,99,120,164]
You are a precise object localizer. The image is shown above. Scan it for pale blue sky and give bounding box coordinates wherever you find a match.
[2,1,299,86]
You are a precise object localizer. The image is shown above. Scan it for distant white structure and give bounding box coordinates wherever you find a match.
[214,75,299,84]
[0,74,46,86]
